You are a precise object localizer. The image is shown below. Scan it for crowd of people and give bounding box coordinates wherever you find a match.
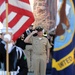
[0,0,74,75]
[0,25,55,75]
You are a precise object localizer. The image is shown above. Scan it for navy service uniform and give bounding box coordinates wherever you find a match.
[29,36,51,75]
[0,40,28,75]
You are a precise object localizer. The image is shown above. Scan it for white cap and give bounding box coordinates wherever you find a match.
[1,27,13,33]
[4,34,12,41]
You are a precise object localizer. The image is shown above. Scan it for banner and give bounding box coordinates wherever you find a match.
[73,0,75,7]
[52,0,75,75]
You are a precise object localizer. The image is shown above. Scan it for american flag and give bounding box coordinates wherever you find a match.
[0,0,34,41]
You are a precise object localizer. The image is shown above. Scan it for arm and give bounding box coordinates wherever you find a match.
[46,39,51,63]
[47,48,50,60]
[24,30,37,43]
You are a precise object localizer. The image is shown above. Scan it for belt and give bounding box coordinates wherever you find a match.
[33,52,46,55]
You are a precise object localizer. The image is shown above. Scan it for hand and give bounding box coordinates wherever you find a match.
[46,58,49,63]
[32,30,38,35]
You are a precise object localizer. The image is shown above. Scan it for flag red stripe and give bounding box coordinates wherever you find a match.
[13,17,34,41]
[5,0,8,3]
[20,0,30,4]
[0,17,2,22]
[0,0,4,5]
[0,9,12,23]
[8,14,22,27]
[0,10,6,22]
[8,4,33,17]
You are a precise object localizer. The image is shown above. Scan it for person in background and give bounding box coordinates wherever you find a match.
[0,27,28,75]
[0,30,2,69]
[15,25,34,50]
[24,25,34,72]
[0,29,2,42]
[15,33,26,50]
[47,34,56,56]
[24,26,51,75]
[24,25,34,37]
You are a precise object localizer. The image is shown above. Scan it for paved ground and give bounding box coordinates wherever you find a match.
[28,73,33,75]
[27,60,52,75]
[28,72,51,75]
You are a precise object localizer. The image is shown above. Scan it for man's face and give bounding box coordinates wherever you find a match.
[37,30,43,37]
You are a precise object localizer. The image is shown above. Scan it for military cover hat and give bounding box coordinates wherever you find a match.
[35,26,43,32]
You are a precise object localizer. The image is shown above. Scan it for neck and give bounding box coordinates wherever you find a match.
[38,35,43,37]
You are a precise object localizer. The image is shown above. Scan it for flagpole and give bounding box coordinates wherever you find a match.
[5,0,10,75]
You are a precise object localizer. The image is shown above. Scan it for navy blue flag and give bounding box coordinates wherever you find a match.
[73,0,75,7]
[51,0,75,75]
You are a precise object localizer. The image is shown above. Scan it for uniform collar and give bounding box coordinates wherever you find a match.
[37,36,44,40]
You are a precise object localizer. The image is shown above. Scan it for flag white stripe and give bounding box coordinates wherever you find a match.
[8,0,32,12]
[3,12,17,26]
[0,2,5,15]
[12,16,29,34]
[8,12,17,22]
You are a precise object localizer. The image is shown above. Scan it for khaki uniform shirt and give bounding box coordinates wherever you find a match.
[29,36,51,55]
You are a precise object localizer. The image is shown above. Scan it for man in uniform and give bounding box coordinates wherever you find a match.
[24,26,51,75]
[15,33,26,50]
[0,27,28,75]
